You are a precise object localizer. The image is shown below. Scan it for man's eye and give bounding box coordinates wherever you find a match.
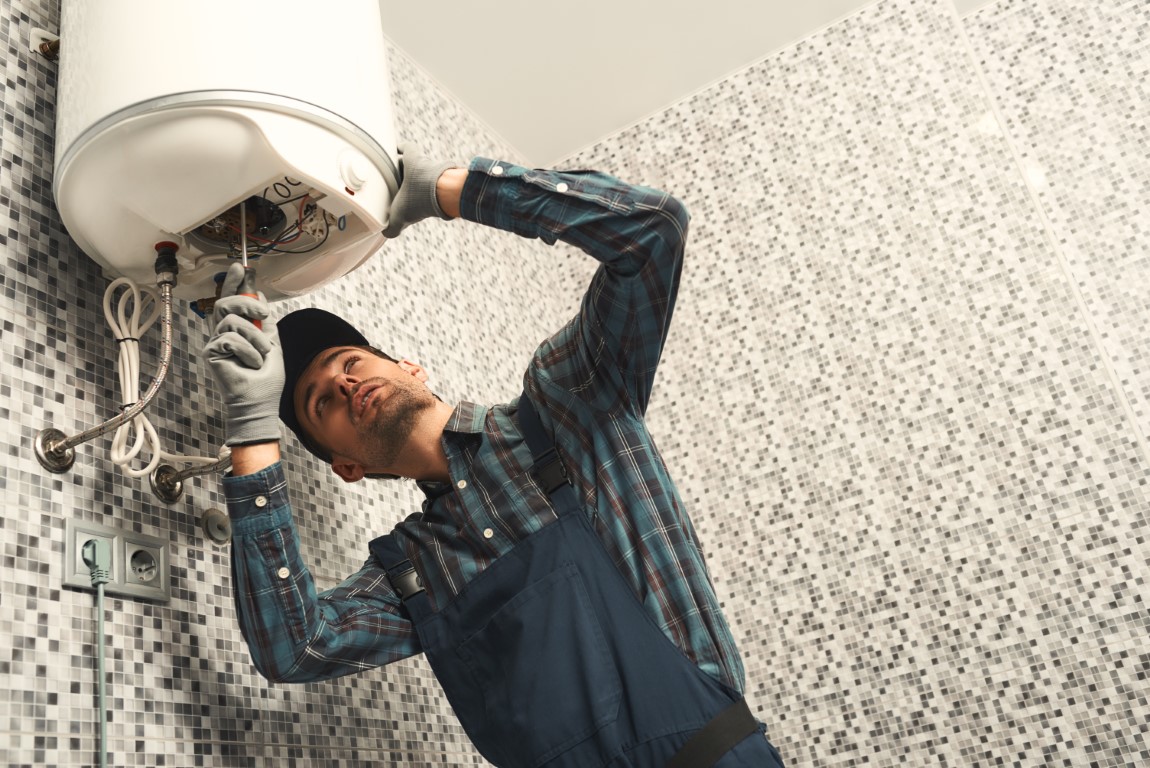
[344,356,360,373]
[316,395,328,418]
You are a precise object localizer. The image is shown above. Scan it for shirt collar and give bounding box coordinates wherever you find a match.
[416,401,487,500]
[443,400,487,435]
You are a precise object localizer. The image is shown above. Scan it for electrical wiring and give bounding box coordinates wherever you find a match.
[102,278,223,478]
[219,193,333,259]
[229,195,312,251]
[228,220,302,246]
[271,224,330,254]
[270,199,332,254]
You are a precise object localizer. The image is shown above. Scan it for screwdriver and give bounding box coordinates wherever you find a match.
[238,200,262,330]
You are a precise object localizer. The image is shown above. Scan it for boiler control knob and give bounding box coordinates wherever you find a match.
[339,151,372,192]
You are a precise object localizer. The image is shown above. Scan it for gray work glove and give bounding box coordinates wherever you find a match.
[382,141,461,238]
[203,263,284,446]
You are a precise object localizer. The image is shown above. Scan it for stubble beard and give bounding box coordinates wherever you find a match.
[357,377,437,468]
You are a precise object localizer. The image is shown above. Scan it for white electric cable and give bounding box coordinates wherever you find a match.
[102,278,222,477]
[82,539,111,768]
[95,580,107,768]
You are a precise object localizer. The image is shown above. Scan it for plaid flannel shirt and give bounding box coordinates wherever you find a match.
[224,158,745,694]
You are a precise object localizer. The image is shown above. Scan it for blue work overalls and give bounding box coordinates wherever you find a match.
[370,395,784,768]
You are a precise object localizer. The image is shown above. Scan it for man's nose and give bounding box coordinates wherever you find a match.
[337,373,358,401]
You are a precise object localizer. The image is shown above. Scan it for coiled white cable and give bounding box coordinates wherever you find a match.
[103,278,221,477]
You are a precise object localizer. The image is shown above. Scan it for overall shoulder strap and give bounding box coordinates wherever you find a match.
[516,393,575,500]
[369,533,432,622]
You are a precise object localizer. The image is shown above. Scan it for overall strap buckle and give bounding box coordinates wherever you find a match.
[532,448,569,494]
[369,534,426,601]
[516,394,570,496]
[389,565,425,601]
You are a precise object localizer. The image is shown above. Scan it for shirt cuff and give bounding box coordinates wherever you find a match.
[222,461,293,533]
[460,157,524,226]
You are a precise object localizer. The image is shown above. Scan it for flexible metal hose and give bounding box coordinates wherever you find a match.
[41,281,176,457]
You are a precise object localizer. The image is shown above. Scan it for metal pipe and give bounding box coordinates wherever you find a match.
[149,451,232,504]
[171,452,232,483]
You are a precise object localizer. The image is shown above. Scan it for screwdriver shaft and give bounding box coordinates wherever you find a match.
[239,200,249,269]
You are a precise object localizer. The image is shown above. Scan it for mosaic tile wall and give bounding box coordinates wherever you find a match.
[2,0,1148,767]
[546,0,1150,764]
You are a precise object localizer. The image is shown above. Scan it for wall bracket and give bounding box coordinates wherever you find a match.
[29,27,59,61]
[35,427,75,473]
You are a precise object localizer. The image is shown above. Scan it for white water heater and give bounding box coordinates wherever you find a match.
[53,0,399,304]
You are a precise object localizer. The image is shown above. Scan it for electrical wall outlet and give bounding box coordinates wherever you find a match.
[126,543,163,585]
[64,519,121,591]
[64,519,170,602]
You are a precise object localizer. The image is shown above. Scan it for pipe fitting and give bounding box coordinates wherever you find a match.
[154,241,180,287]
[38,38,59,61]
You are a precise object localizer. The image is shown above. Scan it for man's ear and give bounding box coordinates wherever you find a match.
[331,458,365,483]
[397,359,430,384]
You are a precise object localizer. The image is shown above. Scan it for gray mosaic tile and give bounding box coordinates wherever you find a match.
[963,0,1150,470]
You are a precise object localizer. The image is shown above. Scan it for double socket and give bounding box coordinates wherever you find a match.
[64,518,170,602]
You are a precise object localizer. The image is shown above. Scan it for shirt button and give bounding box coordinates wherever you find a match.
[491,165,504,176]
[556,182,569,193]
[483,528,494,539]
[254,495,267,508]
[456,480,467,490]
[277,567,290,579]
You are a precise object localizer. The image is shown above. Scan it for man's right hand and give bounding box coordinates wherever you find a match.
[382,142,462,238]
[204,263,284,447]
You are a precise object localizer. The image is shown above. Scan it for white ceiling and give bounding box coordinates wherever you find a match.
[381,0,999,167]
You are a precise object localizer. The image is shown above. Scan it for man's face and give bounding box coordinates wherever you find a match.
[293,346,437,476]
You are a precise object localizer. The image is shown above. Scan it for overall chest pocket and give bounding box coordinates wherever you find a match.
[455,561,622,767]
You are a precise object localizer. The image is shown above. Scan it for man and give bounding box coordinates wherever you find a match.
[205,145,784,767]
